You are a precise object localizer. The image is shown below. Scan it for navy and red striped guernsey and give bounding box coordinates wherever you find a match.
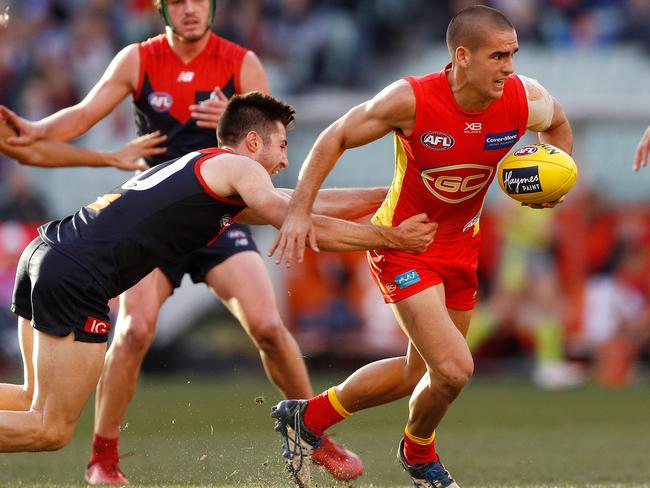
[38,148,247,298]
[133,33,248,167]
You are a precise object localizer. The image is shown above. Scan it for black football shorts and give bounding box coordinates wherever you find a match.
[161,223,259,288]
[11,237,112,343]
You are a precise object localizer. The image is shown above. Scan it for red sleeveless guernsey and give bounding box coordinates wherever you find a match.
[372,67,528,239]
[133,33,247,167]
[368,67,528,308]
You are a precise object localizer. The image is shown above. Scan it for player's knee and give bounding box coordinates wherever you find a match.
[34,423,74,451]
[115,314,157,353]
[432,356,474,397]
[247,315,285,353]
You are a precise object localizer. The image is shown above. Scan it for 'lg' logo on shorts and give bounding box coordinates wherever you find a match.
[84,317,110,334]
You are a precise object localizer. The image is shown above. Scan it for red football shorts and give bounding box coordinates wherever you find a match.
[367,233,480,310]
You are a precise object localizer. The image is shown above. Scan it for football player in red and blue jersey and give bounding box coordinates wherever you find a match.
[271,6,574,488]
[0,92,436,461]
[0,0,363,483]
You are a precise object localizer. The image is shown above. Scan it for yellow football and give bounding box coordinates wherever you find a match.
[497,143,578,204]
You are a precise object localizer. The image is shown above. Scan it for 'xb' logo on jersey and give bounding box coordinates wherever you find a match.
[148,92,173,113]
[421,164,494,204]
[421,131,455,150]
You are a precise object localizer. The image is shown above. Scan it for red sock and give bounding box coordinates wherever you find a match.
[403,431,438,465]
[89,434,118,465]
[303,389,347,436]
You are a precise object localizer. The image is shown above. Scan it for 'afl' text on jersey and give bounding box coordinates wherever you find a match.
[133,33,248,166]
[39,148,247,297]
[372,67,528,238]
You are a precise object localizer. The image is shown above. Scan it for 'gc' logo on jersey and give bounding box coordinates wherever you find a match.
[421,164,494,204]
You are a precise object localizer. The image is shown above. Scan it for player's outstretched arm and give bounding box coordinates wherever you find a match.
[274,80,416,266]
[241,186,436,263]
[218,156,434,263]
[275,187,389,222]
[633,125,650,171]
[308,212,437,255]
[0,120,163,170]
[0,45,138,145]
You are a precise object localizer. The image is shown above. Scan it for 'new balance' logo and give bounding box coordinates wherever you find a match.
[177,71,195,82]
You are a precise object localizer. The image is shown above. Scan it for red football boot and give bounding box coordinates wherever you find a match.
[85,460,130,485]
[312,434,364,481]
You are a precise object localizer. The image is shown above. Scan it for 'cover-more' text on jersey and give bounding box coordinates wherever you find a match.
[133,33,248,166]
[372,67,529,239]
[39,148,246,298]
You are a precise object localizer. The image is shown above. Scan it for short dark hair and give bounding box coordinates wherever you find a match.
[217,92,296,147]
[446,5,514,53]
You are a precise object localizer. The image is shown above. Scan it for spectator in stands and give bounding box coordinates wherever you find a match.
[0,165,47,222]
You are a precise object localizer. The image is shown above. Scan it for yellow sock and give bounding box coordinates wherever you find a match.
[404,425,435,445]
[327,387,352,418]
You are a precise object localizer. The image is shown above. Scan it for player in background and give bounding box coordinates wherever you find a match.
[0,92,437,456]
[633,125,650,171]
[0,0,363,483]
[270,6,573,488]
[0,118,164,170]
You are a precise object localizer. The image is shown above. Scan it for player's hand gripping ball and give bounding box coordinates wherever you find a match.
[498,143,577,205]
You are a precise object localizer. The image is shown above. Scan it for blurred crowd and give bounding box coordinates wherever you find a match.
[1,0,650,385]
[2,0,650,110]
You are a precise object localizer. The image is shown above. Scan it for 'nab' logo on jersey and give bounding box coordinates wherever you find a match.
[177,71,195,82]
[421,131,455,150]
[421,164,494,204]
[148,92,173,113]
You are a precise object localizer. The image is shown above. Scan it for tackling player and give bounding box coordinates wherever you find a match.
[270,6,573,488]
[0,92,437,455]
[0,0,363,482]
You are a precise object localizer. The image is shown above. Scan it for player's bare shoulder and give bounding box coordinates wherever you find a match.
[103,43,141,90]
[368,79,417,134]
[200,152,269,198]
[518,75,554,132]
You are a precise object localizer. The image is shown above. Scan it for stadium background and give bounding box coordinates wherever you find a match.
[0,1,650,486]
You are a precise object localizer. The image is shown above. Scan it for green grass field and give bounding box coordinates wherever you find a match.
[1,373,649,487]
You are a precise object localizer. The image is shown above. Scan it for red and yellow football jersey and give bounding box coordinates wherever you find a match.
[372,66,528,240]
